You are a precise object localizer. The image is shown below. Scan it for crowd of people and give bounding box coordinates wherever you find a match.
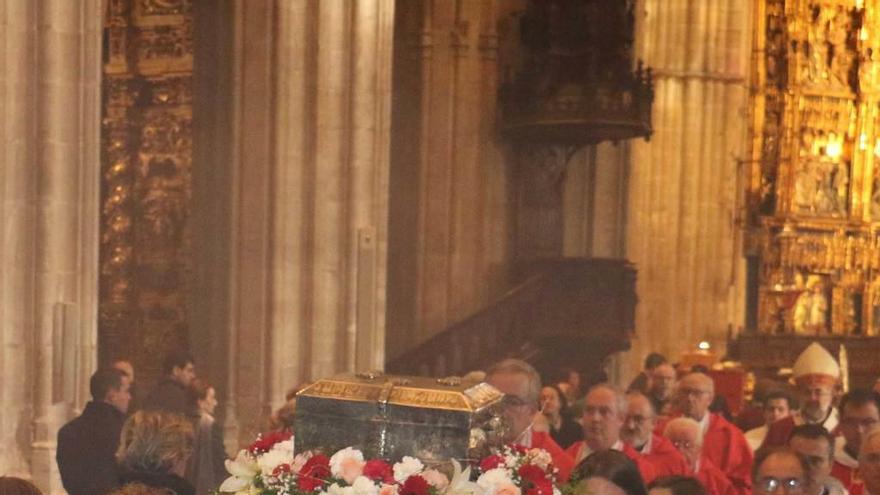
[485,341,880,495]
[2,342,879,495]
[53,351,224,495]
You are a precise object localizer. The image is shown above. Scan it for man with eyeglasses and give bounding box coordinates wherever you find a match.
[663,417,734,495]
[753,448,809,495]
[831,390,880,495]
[656,372,752,495]
[622,392,689,477]
[763,344,841,449]
[486,358,575,481]
[565,385,658,483]
[788,424,849,495]
[859,426,880,495]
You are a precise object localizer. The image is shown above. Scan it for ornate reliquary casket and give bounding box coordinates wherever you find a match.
[294,372,504,461]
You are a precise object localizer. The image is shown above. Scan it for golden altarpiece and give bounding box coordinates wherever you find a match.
[734,0,880,386]
[100,0,193,385]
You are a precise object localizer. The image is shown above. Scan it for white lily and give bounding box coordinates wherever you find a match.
[218,449,260,493]
[444,459,480,495]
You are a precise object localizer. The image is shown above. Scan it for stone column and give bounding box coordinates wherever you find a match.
[0,0,38,478]
[269,0,393,409]
[191,0,395,447]
[0,0,101,489]
[386,0,513,360]
[624,0,751,376]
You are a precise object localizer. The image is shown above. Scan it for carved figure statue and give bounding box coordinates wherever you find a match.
[808,8,829,83]
[793,276,828,334]
[827,6,851,87]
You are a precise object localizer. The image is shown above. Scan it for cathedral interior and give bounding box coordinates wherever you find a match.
[4,0,880,490]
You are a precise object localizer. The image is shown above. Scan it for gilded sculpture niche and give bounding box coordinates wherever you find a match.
[747,0,880,337]
[101,0,193,384]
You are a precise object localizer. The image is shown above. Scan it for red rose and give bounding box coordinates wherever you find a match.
[508,444,528,455]
[479,455,505,472]
[272,463,293,477]
[519,464,552,495]
[298,454,332,491]
[518,464,547,484]
[525,479,554,495]
[363,459,395,483]
[247,430,293,454]
[400,475,431,495]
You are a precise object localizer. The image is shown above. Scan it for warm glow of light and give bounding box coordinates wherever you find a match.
[860,133,868,150]
[875,138,880,158]
[826,139,842,159]
[698,341,711,351]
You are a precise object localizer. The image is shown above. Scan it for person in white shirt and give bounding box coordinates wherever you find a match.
[746,391,794,451]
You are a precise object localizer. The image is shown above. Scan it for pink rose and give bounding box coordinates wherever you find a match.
[341,457,366,484]
[420,469,449,491]
[496,482,522,495]
[379,484,399,495]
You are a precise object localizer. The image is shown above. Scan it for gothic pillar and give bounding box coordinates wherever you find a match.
[624,0,750,376]
[0,0,101,489]
[192,0,395,447]
[386,0,513,360]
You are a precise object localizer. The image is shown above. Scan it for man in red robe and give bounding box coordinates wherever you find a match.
[663,417,735,495]
[655,372,752,495]
[859,426,880,495]
[789,424,848,495]
[762,343,841,449]
[621,391,689,477]
[830,389,880,495]
[486,358,575,481]
[565,384,657,484]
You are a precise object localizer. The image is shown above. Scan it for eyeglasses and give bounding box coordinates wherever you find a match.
[583,405,616,418]
[756,477,803,494]
[677,387,710,397]
[626,415,653,425]
[671,440,696,450]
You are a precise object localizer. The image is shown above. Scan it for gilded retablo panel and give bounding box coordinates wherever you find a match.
[749,0,880,336]
[100,0,193,384]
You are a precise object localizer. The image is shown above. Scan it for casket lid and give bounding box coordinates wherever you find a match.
[297,372,503,412]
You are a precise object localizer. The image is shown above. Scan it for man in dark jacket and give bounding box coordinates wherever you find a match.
[57,368,132,495]
[142,350,196,416]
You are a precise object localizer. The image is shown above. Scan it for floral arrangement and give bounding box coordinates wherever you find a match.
[218,433,559,495]
[475,444,560,495]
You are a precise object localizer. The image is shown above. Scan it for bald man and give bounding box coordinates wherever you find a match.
[655,373,752,495]
[622,392,689,477]
[566,384,658,483]
[663,417,735,495]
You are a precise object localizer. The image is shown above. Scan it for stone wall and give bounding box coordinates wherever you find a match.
[0,1,102,491]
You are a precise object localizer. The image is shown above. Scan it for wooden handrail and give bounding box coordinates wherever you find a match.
[386,258,637,378]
